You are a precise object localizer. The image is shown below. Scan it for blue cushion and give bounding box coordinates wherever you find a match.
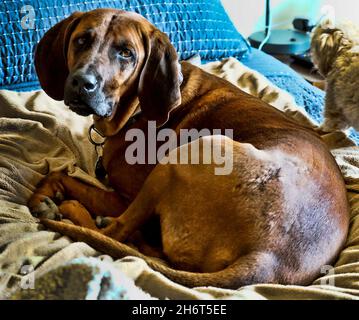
[241,49,325,124]
[0,0,250,91]
[241,49,359,144]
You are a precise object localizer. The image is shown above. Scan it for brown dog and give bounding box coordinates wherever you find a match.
[28,9,349,289]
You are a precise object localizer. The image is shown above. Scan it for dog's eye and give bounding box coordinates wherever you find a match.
[117,48,133,59]
[76,36,88,47]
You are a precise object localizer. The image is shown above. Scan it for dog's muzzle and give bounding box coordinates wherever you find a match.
[64,70,112,117]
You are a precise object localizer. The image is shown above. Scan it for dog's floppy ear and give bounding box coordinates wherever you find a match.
[35,12,83,100]
[138,30,183,126]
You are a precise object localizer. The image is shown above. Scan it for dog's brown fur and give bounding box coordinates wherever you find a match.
[29,9,349,289]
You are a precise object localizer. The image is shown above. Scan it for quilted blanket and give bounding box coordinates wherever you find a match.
[1,58,359,300]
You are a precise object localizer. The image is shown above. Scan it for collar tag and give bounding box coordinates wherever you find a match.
[88,124,106,147]
[88,124,107,179]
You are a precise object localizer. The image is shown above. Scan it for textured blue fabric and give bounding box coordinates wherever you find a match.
[0,0,250,91]
[241,49,325,124]
[241,49,359,144]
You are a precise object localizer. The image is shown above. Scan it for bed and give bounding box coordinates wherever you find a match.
[1,0,359,300]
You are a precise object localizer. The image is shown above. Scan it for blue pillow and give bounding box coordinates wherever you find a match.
[0,0,250,91]
[242,49,359,144]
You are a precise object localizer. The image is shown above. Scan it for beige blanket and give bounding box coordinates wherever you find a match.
[1,58,359,300]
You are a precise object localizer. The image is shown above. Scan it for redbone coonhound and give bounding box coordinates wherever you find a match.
[28,9,349,289]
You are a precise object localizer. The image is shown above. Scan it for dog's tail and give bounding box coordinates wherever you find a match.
[41,219,277,289]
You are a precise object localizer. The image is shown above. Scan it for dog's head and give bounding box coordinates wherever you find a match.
[35,9,183,133]
[311,21,353,76]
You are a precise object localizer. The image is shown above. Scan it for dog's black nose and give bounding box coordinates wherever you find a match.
[71,72,98,94]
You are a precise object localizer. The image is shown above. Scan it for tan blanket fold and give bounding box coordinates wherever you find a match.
[0,58,358,300]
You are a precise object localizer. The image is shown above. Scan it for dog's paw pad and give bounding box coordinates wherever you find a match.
[54,191,65,203]
[55,213,63,221]
[96,216,113,228]
[31,196,62,220]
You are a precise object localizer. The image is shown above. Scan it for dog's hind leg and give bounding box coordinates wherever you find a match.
[99,172,163,242]
[58,200,99,230]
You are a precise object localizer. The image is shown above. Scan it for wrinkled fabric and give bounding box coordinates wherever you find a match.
[0,59,358,300]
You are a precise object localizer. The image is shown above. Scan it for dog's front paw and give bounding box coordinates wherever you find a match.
[30,196,63,221]
[28,171,66,214]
